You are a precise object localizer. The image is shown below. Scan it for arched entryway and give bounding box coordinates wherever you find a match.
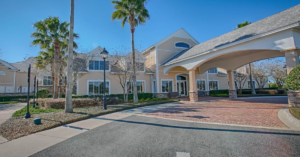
[176,74,189,97]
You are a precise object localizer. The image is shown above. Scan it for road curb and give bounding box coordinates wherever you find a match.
[278,108,300,131]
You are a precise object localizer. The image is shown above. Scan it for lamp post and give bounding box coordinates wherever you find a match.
[32,75,36,108]
[100,48,109,110]
[25,64,31,119]
[36,79,39,106]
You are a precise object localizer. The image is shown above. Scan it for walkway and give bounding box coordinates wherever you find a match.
[148,97,288,129]
[0,103,26,144]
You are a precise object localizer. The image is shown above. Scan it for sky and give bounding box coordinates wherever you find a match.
[0,0,299,63]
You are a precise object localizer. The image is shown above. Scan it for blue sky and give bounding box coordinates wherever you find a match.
[0,0,299,63]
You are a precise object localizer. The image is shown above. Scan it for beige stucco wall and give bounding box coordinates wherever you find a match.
[0,68,15,86]
[14,72,37,92]
[77,71,152,95]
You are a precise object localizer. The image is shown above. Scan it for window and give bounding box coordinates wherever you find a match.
[248,81,256,89]
[89,60,109,70]
[162,80,173,93]
[175,42,190,49]
[88,81,109,95]
[197,80,205,91]
[209,81,218,90]
[176,76,186,80]
[126,81,145,93]
[208,68,217,74]
[43,76,53,86]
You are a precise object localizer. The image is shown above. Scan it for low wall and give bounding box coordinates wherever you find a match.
[288,91,300,107]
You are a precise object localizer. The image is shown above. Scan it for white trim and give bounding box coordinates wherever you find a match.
[206,71,209,91]
[155,47,159,93]
[86,80,111,95]
[13,71,16,92]
[126,80,146,93]
[208,80,219,90]
[163,22,300,66]
[161,79,174,93]
[174,41,191,49]
[175,73,189,93]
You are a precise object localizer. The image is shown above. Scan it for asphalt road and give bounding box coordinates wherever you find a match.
[31,115,300,157]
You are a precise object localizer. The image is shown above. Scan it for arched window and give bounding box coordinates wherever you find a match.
[175,42,190,49]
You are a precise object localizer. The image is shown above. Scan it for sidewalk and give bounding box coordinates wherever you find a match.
[0,102,182,157]
[0,103,26,144]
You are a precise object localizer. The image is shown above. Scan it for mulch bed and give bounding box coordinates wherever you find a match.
[0,100,178,141]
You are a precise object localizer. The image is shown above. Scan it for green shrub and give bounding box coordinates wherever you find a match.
[37,88,49,98]
[285,64,300,90]
[209,90,228,96]
[145,98,150,102]
[128,99,133,102]
[269,83,278,89]
[139,98,144,102]
[162,98,168,100]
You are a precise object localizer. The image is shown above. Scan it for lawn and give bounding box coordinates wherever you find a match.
[0,99,179,141]
[289,107,300,120]
[0,101,19,104]
[12,106,63,117]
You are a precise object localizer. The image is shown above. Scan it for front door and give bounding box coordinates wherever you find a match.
[177,81,187,96]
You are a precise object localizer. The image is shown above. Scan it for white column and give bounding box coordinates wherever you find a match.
[227,70,237,99]
[285,50,299,74]
[188,69,198,102]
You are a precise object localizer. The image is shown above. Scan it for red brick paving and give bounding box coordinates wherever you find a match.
[148,97,289,128]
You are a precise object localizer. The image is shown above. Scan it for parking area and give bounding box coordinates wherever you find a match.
[147,97,289,128]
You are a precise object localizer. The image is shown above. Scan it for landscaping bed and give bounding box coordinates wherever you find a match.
[289,107,300,120]
[211,94,287,97]
[0,101,19,104]
[0,99,179,141]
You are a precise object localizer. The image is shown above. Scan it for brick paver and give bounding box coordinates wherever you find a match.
[148,97,289,128]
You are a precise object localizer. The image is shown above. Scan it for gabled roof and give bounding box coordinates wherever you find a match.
[162,4,300,66]
[142,28,199,54]
[0,59,18,71]
[11,57,39,73]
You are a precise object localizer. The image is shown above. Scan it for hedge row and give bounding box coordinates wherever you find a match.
[1,93,153,102]
[209,89,287,96]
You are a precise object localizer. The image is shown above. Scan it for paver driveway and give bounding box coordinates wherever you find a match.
[148,97,288,128]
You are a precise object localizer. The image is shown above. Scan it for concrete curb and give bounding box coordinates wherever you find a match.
[278,108,300,131]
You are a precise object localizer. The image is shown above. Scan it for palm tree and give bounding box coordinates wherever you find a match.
[111,0,150,103]
[65,0,75,113]
[32,17,78,99]
[237,21,256,95]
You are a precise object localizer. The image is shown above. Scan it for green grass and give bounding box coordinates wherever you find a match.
[12,106,63,117]
[0,101,19,104]
[289,107,300,120]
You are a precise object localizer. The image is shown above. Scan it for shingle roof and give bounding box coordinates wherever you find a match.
[11,57,39,72]
[162,4,300,66]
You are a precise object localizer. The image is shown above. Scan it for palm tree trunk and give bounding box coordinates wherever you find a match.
[131,28,138,103]
[53,40,60,99]
[65,0,74,113]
